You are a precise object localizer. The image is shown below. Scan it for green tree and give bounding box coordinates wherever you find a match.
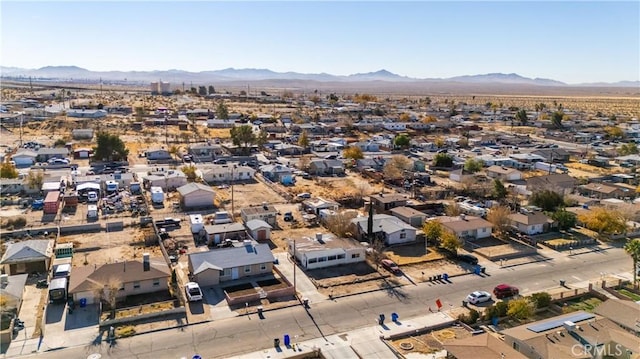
[26,171,44,191]
[93,132,129,162]
[216,102,229,120]
[229,125,256,155]
[208,85,215,95]
[343,146,364,160]
[604,126,624,139]
[394,134,411,149]
[198,86,207,96]
[439,231,461,254]
[53,138,67,147]
[624,239,640,283]
[433,153,453,168]
[487,205,511,237]
[422,220,443,244]
[493,179,508,200]
[551,111,564,129]
[463,158,483,173]
[298,130,310,148]
[530,292,551,309]
[181,165,198,182]
[515,109,528,125]
[0,162,18,179]
[552,209,577,230]
[618,143,639,155]
[507,298,534,320]
[530,190,564,212]
[256,130,268,149]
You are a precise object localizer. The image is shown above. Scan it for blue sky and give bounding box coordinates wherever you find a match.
[1,1,639,84]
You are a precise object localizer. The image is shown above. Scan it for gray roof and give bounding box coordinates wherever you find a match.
[245,219,272,231]
[189,243,275,275]
[36,147,69,155]
[0,274,28,302]
[177,182,215,196]
[0,240,53,264]
[351,214,415,235]
[203,222,246,234]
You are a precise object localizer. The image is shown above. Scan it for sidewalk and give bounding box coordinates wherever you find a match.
[273,252,326,303]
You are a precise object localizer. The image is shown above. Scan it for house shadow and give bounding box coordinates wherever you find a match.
[187,300,204,315]
[45,303,65,324]
[64,304,99,330]
[305,262,377,281]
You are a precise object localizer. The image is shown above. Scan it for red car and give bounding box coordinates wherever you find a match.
[493,284,519,299]
[381,259,401,274]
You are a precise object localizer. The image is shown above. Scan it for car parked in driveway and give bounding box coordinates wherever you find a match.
[380,259,401,274]
[466,290,492,304]
[185,282,203,302]
[493,284,519,299]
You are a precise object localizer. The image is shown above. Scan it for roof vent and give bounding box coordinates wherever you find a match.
[563,321,576,332]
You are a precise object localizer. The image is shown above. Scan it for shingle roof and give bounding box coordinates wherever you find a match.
[508,212,552,226]
[0,240,53,264]
[437,216,493,233]
[68,259,170,293]
[351,214,415,234]
[189,243,274,275]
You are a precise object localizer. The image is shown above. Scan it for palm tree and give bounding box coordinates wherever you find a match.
[624,239,640,283]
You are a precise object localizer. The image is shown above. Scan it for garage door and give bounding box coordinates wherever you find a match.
[74,291,96,305]
[257,230,266,241]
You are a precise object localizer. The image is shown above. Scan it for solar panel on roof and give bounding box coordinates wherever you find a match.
[527,311,595,333]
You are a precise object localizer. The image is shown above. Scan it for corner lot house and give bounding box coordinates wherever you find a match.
[288,234,365,270]
[1,240,54,275]
[436,215,493,240]
[68,256,170,305]
[177,183,216,209]
[188,242,275,287]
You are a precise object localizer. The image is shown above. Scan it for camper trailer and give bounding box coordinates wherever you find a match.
[87,204,98,220]
[150,186,164,204]
[48,277,68,303]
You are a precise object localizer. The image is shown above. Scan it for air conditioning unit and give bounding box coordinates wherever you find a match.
[563,321,576,332]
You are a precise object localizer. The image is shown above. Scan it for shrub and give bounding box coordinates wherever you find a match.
[530,292,551,309]
[482,301,509,321]
[458,308,480,325]
[507,298,534,320]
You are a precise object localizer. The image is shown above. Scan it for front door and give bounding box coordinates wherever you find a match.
[231,267,239,280]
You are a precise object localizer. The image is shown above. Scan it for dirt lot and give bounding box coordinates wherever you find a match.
[290,170,384,203]
[216,180,289,218]
[388,325,472,355]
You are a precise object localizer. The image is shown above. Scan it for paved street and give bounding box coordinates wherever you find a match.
[10,246,631,359]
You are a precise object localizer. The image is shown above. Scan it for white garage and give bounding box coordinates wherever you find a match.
[177,183,216,209]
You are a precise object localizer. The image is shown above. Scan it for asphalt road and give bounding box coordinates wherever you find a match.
[34,247,632,359]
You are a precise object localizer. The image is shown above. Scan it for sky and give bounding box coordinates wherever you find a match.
[1,1,639,84]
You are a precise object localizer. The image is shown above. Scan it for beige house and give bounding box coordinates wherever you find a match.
[1,240,54,275]
[485,165,523,181]
[188,242,275,287]
[508,211,554,235]
[68,255,170,305]
[444,333,527,359]
[389,206,427,228]
[436,215,493,240]
[241,203,278,226]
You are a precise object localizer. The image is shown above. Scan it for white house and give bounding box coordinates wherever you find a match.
[508,212,554,235]
[288,234,365,270]
[176,183,216,209]
[382,122,407,131]
[240,203,278,226]
[11,149,37,166]
[201,165,255,183]
[351,214,417,246]
[143,170,188,191]
[436,215,493,240]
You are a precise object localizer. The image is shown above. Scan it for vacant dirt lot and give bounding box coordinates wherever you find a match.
[388,325,472,355]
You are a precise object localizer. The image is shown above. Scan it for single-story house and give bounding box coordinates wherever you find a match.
[436,215,493,240]
[206,119,237,128]
[526,173,577,196]
[188,242,275,287]
[188,143,224,162]
[245,219,272,241]
[351,214,417,246]
[0,178,26,195]
[201,165,255,183]
[259,164,294,185]
[36,147,69,162]
[532,148,571,163]
[370,193,408,213]
[73,147,93,159]
[68,256,170,305]
[143,170,188,191]
[302,197,339,215]
[145,148,172,161]
[443,333,527,359]
[176,183,216,209]
[201,222,248,246]
[485,165,523,181]
[449,168,475,183]
[594,299,640,336]
[308,159,345,176]
[71,129,94,140]
[356,157,385,171]
[67,109,107,118]
[578,183,626,199]
[0,240,54,275]
[0,274,28,312]
[389,206,427,228]
[11,149,37,166]
[288,234,365,270]
[508,211,554,235]
[241,203,278,226]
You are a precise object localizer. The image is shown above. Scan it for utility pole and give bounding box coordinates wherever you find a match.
[231,165,236,219]
[293,239,296,297]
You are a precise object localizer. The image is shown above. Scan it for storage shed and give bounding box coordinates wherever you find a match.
[44,191,61,214]
[176,183,215,209]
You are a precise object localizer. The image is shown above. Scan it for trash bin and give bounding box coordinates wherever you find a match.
[274,338,280,347]
[379,314,385,325]
[462,300,468,307]
[284,334,290,346]
[257,306,263,315]
[302,298,309,308]
[560,280,566,286]
[443,273,448,281]
[474,266,481,275]
[193,355,202,359]
[80,298,87,308]
[391,313,399,322]
[480,266,486,274]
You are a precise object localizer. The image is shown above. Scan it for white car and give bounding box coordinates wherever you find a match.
[185,282,203,302]
[466,291,492,305]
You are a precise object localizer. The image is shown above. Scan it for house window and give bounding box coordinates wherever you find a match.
[119,284,125,291]
[461,230,468,236]
[513,342,519,351]
[153,279,160,287]
[223,268,231,276]
[337,254,345,260]
[481,228,486,233]
[133,281,140,289]
[400,232,407,239]
[260,263,266,271]
[318,257,327,262]
[308,258,317,264]
[244,265,251,273]
[328,255,337,261]
[352,253,360,259]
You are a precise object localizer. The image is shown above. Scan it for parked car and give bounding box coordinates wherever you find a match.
[283,212,294,222]
[466,291,492,305]
[213,159,227,165]
[457,254,479,265]
[380,259,401,274]
[185,282,203,302]
[296,192,311,200]
[493,284,519,299]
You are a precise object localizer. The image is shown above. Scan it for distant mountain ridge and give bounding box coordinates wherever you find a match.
[0,65,637,87]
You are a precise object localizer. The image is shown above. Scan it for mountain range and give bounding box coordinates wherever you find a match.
[0,66,638,88]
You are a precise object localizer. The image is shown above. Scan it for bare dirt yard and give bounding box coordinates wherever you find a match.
[388,325,472,356]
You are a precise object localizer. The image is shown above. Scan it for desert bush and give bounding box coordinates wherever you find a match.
[457,308,480,325]
[507,298,534,320]
[530,292,552,308]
